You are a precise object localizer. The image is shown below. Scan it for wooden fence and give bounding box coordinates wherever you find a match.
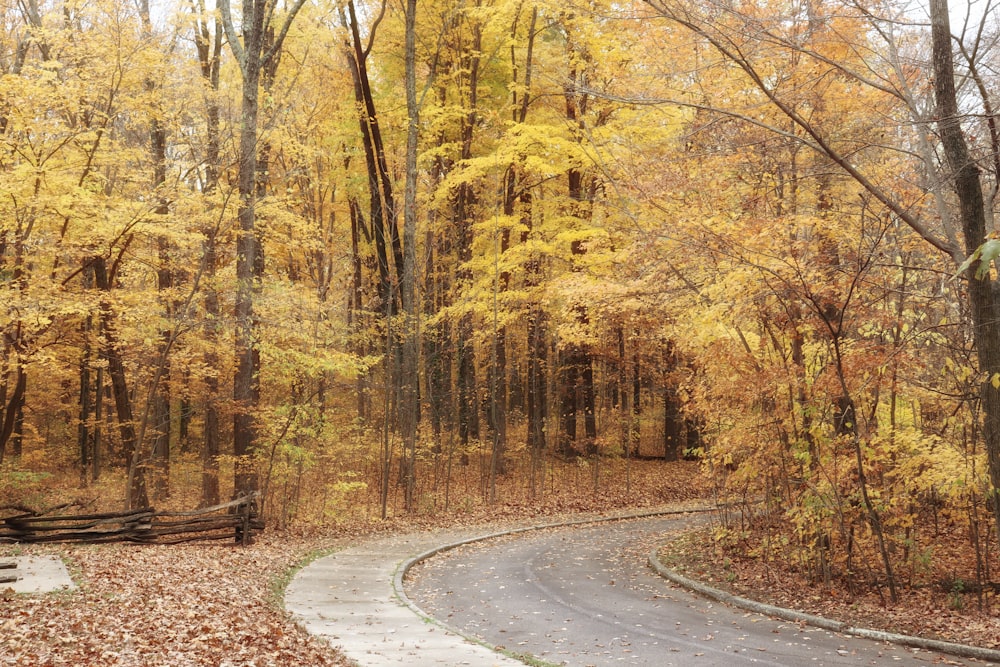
[0,495,263,546]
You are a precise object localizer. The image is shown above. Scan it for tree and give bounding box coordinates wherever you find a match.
[400,0,422,510]
[218,0,308,498]
[637,0,1000,584]
[190,0,224,507]
[929,0,1000,544]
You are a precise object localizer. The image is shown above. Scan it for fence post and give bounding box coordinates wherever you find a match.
[240,499,250,546]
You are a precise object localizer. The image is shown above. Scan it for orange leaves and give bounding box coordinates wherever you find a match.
[0,537,348,667]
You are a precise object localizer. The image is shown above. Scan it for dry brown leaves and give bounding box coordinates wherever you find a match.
[660,527,1000,652]
[0,535,348,667]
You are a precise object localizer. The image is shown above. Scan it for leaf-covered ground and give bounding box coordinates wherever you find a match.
[658,526,1000,653]
[0,536,349,667]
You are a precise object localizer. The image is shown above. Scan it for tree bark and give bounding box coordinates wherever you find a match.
[219,0,307,498]
[558,23,599,457]
[194,1,223,507]
[348,197,369,422]
[401,0,420,511]
[231,1,264,498]
[78,315,93,483]
[455,21,483,451]
[145,0,172,500]
[929,0,1000,543]
[0,368,26,464]
[343,0,401,315]
[94,257,147,509]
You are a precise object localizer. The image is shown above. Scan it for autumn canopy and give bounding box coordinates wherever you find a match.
[1,0,999,600]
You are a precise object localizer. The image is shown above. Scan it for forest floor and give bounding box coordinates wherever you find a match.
[2,459,999,665]
[659,520,1000,654]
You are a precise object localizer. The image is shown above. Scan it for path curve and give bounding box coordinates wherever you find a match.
[284,507,704,666]
[287,508,1000,666]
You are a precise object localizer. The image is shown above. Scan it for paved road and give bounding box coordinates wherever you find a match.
[405,515,977,666]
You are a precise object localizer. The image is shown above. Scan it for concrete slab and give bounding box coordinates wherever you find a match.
[1,555,76,594]
[286,530,526,667]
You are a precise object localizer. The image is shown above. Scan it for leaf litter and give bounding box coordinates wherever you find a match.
[0,535,348,667]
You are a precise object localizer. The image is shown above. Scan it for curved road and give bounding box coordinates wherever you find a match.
[404,515,974,666]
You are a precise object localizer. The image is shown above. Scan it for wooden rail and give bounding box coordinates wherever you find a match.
[0,495,263,545]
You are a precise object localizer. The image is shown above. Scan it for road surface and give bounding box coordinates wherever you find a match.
[404,515,977,666]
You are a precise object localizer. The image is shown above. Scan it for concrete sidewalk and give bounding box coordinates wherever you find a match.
[285,528,527,667]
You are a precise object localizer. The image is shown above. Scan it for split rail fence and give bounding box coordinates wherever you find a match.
[0,495,262,545]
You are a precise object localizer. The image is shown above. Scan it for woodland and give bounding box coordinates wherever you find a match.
[1,0,1000,618]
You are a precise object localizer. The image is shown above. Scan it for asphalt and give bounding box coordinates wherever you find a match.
[284,509,1000,667]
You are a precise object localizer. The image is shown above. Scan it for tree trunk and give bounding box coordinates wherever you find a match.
[194,2,223,508]
[202,221,222,507]
[400,0,420,511]
[140,0,173,502]
[231,0,263,496]
[94,257,147,509]
[663,386,681,461]
[929,0,1000,543]
[455,22,483,452]
[78,315,92,484]
[526,303,548,453]
[632,347,641,451]
[220,0,308,497]
[0,368,26,464]
[559,24,599,456]
[558,349,580,456]
[343,0,400,315]
[91,366,102,482]
[150,155,171,502]
[348,197,369,422]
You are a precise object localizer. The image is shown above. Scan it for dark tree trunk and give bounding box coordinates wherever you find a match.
[0,368,26,464]
[930,0,1000,543]
[78,316,93,482]
[221,0,307,498]
[558,350,580,456]
[663,387,682,461]
[141,0,173,506]
[558,22,599,456]
[632,348,641,450]
[151,188,171,501]
[194,3,223,508]
[348,197,369,422]
[423,116,451,446]
[526,304,548,453]
[454,23,483,452]
[90,367,102,481]
[230,1,264,498]
[423,241,448,442]
[94,257,147,508]
[178,372,191,454]
[343,0,401,315]
[401,0,420,510]
[10,374,24,459]
[617,328,628,454]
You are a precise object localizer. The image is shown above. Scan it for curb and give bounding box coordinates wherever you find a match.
[647,550,1000,664]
